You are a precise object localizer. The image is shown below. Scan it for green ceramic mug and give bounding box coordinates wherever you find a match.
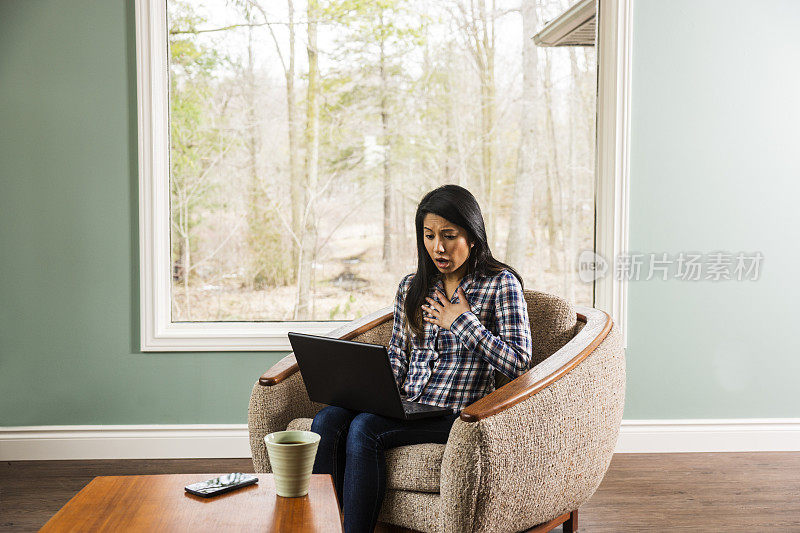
[264,430,321,497]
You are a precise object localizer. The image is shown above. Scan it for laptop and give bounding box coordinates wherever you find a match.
[287,332,455,420]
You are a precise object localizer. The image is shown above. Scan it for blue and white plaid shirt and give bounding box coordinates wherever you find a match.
[387,269,533,412]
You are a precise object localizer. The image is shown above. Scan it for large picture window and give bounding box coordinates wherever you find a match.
[136,0,630,351]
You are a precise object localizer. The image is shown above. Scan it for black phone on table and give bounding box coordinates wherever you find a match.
[184,473,258,497]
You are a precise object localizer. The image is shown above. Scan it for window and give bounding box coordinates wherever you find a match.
[135,0,631,351]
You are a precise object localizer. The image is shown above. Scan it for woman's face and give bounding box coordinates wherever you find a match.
[422,213,473,277]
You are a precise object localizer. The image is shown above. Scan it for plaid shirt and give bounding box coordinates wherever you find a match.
[387,269,533,412]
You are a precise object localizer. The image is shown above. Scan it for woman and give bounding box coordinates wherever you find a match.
[311,184,533,532]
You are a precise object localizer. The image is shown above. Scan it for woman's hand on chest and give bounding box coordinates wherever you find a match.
[421,286,472,331]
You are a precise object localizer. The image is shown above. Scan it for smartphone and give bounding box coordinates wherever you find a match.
[184,473,258,497]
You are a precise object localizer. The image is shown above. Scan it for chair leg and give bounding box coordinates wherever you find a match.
[563,509,578,532]
[523,509,578,533]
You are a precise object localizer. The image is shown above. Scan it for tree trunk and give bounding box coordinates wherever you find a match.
[544,160,558,273]
[295,0,320,320]
[542,48,566,285]
[380,16,393,268]
[444,42,456,183]
[245,22,262,288]
[564,46,582,302]
[479,0,496,239]
[287,0,301,281]
[183,231,191,319]
[505,0,539,274]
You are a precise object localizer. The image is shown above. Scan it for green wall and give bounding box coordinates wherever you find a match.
[624,0,800,418]
[0,0,285,426]
[1,0,798,426]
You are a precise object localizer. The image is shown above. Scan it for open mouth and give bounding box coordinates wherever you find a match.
[435,259,450,268]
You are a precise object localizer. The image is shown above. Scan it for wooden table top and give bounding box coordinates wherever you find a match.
[39,473,344,532]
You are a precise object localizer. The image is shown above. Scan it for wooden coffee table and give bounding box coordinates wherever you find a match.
[39,473,344,532]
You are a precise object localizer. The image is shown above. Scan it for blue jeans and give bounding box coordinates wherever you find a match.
[310,405,460,533]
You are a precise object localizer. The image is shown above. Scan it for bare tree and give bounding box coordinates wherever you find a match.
[453,0,498,235]
[379,10,394,268]
[285,0,301,253]
[294,0,320,319]
[505,0,540,276]
[246,0,302,264]
[564,45,582,302]
[542,45,567,288]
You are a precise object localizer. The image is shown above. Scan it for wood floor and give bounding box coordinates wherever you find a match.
[2,452,799,532]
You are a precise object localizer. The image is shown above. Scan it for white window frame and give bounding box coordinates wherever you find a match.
[134,0,348,351]
[595,0,633,349]
[134,0,632,351]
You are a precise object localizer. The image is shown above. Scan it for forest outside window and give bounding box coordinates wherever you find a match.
[136,0,604,351]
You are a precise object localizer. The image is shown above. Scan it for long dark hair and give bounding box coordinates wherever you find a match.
[404,184,524,339]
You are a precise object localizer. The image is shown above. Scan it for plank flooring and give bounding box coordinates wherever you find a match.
[2,452,799,532]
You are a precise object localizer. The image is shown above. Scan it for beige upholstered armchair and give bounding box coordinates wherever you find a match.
[248,290,626,533]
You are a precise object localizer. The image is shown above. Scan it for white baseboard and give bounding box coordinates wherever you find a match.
[616,418,800,453]
[0,424,251,461]
[2,419,799,461]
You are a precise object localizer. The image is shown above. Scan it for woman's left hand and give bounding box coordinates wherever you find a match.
[422,287,472,331]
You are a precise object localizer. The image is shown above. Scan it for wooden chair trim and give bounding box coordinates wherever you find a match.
[258,307,393,386]
[258,304,612,424]
[459,306,612,423]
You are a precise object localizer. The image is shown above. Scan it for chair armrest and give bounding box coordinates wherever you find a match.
[439,317,625,532]
[248,374,319,472]
[258,306,393,386]
[459,306,612,422]
[258,354,301,386]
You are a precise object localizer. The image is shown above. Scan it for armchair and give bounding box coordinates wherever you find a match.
[248,290,625,532]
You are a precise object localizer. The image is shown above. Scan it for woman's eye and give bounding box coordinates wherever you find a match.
[425,235,433,240]
[446,235,456,239]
